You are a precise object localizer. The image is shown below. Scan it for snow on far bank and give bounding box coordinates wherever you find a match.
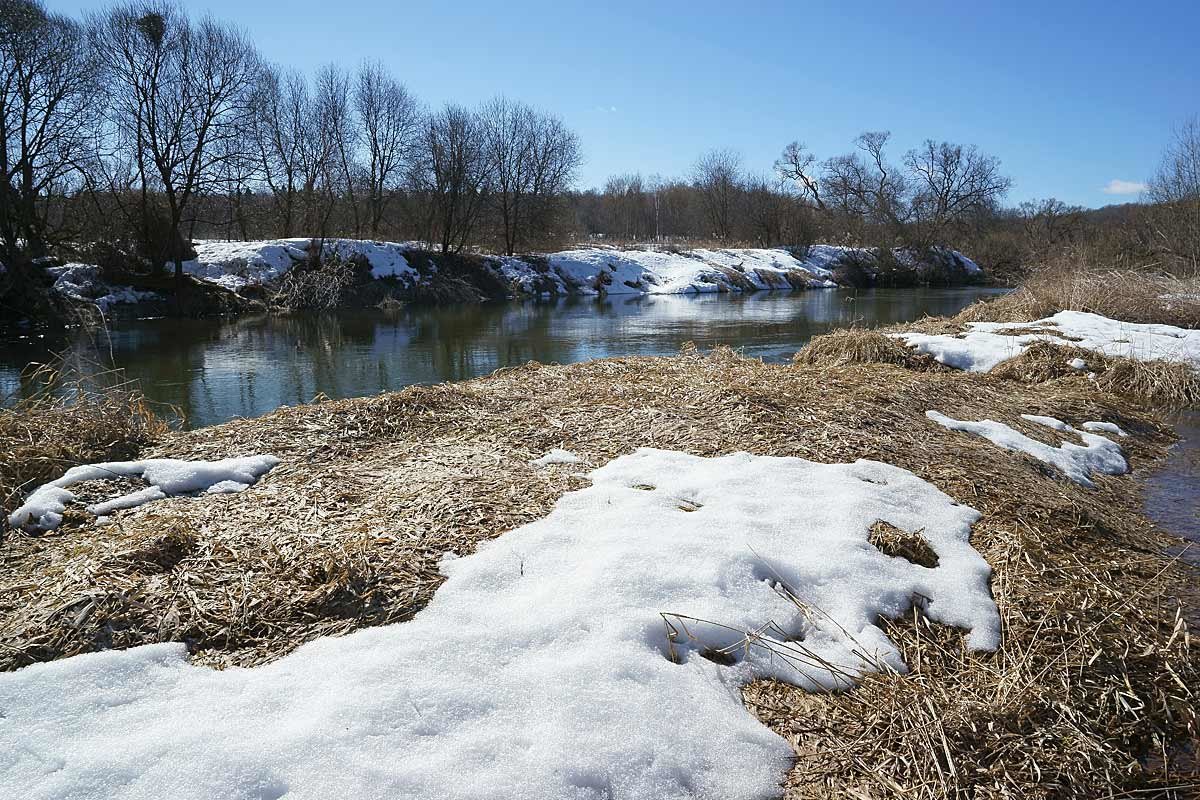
[103,239,987,299]
[0,448,998,800]
[7,455,280,531]
[47,263,162,311]
[494,245,844,297]
[926,411,1127,487]
[894,311,1200,373]
[492,244,984,297]
[183,239,420,291]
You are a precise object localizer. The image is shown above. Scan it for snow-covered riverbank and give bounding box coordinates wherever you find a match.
[43,239,985,315]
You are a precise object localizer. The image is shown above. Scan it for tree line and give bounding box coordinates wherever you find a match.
[2,0,1197,304]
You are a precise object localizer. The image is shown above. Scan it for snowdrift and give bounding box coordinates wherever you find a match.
[0,448,998,800]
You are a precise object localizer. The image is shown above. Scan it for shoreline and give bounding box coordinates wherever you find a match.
[25,241,989,331]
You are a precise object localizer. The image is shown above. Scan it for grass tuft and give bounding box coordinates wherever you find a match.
[0,360,168,517]
[957,267,1200,328]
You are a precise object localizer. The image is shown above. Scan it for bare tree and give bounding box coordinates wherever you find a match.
[1146,117,1200,273]
[775,141,825,211]
[905,140,1011,247]
[313,63,359,238]
[0,0,95,263]
[1019,198,1083,253]
[822,131,908,234]
[91,2,260,278]
[692,149,741,240]
[253,64,309,237]
[414,104,490,254]
[355,61,418,238]
[482,97,580,255]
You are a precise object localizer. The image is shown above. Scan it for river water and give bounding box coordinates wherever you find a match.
[1144,412,1200,564]
[0,287,1005,429]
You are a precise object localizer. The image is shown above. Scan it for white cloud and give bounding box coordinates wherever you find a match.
[1102,179,1147,195]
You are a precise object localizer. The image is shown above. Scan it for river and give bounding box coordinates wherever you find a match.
[1,287,1005,429]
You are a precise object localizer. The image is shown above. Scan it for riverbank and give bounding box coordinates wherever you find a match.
[1,340,1197,796]
[20,240,987,328]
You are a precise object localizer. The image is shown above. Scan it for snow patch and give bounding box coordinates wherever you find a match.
[0,448,997,799]
[926,411,1127,487]
[529,448,582,467]
[1067,357,1087,370]
[47,263,162,311]
[1081,421,1127,437]
[894,311,1200,372]
[184,239,420,291]
[7,455,280,531]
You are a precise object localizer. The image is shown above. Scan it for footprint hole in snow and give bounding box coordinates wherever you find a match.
[676,498,703,512]
[857,475,888,485]
[867,521,940,568]
[698,648,739,666]
[631,483,656,491]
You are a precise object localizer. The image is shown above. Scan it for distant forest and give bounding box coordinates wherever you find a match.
[1,0,1197,293]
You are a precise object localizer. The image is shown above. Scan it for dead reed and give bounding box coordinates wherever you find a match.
[792,327,945,371]
[958,268,1200,328]
[0,360,168,515]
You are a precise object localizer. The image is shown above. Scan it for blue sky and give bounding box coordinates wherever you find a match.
[49,0,1200,208]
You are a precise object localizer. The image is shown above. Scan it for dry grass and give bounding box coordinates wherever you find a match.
[798,279,1200,408]
[0,361,169,515]
[989,341,1200,409]
[958,268,1200,328]
[792,328,946,371]
[0,348,1195,797]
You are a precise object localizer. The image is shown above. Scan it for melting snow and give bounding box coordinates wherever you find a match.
[492,245,981,297]
[47,263,162,311]
[1081,421,1127,437]
[183,239,420,291]
[0,448,998,800]
[894,311,1200,372]
[7,456,280,531]
[926,411,1127,487]
[528,448,582,467]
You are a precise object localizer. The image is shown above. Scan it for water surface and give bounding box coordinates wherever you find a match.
[1,288,1005,429]
[1143,412,1200,564]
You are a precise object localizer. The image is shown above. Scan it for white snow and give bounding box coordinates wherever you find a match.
[1081,421,1127,437]
[493,246,836,297]
[528,448,582,467]
[894,311,1200,372]
[0,448,998,800]
[492,244,981,297]
[926,411,1128,487]
[183,239,420,291]
[47,263,162,311]
[7,455,280,531]
[1067,357,1087,370]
